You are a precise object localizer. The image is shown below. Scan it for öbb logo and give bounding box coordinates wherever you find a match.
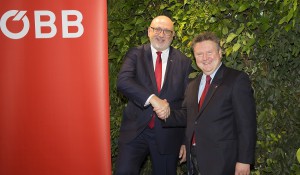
[0,10,84,39]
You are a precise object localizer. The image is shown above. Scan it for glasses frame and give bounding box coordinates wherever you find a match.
[150,27,174,37]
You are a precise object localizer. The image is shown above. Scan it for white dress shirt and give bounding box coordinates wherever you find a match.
[144,45,170,106]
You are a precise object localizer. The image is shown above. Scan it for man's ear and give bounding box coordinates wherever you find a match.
[219,48,222,58]
[147,27,150,36]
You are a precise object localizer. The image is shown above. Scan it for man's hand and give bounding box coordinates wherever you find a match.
[179,145,186,164]
[235,162,250,175]
[149,95,170,120]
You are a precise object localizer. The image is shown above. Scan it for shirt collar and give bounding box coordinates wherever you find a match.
[150,45,170,59]
[202,62,222,81]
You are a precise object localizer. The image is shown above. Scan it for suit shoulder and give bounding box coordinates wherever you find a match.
[122,44,150,60]
[224,66,248,77]
[127,44,149,53]
[222,66,251,83]
[170,46,190,60]
[186,75,200,87]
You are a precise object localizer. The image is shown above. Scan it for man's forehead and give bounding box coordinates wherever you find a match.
[151,19,173,29]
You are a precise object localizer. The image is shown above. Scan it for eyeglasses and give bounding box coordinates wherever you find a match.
[150,27,173,36]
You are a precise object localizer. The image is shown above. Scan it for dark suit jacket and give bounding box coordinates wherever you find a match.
[117,44,192,154]
[168,64,257,175]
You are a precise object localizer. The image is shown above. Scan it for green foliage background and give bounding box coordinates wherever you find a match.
[108,0,300,174]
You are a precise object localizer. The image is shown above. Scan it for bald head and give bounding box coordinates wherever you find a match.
[150,16,174,31]
[148,16,175,51]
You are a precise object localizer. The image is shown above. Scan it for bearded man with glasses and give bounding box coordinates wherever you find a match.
[115,15,192,175]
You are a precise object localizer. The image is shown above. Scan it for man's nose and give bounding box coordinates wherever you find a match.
[158,31,165,37]
[203,53,208,60]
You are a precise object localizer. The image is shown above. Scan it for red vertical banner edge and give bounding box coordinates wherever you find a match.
[98,1,112,174]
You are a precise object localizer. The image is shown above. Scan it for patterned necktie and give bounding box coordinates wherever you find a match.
[192,75,211,145]
[148,51,162,129]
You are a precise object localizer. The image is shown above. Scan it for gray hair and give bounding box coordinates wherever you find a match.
[191,32,221,50]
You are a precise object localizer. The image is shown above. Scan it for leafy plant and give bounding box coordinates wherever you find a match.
[108,0,300,174]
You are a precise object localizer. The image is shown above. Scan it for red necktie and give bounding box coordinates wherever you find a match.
[198,75,211,110]
[148,51,162,128]
[192,75,211,145]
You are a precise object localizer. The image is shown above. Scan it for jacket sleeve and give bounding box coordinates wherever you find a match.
[232,72,257,164]
[117,48,153,108]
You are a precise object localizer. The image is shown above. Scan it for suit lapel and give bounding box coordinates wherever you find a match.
[197,65,226,119]
[159,46,174,95]
[191,76,202,121]
[144,44,159,94]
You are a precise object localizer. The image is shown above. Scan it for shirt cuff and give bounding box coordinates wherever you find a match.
[144,94,155,106]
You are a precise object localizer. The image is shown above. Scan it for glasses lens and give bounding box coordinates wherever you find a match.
[154,28,161,34]
[151,27,173,36]
[164,30,172,36]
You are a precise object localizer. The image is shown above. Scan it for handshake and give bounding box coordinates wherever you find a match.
[149,95,170,121]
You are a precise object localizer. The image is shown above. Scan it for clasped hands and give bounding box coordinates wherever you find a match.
[149,95,170,121]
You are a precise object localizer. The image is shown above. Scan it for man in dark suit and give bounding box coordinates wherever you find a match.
[167,32,257,175]
[115,15,192,175]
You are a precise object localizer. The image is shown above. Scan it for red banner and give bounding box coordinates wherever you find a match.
[0,1,111,175]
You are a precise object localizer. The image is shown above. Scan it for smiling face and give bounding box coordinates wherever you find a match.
[193,40,222,75]
[148,16,175,51]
